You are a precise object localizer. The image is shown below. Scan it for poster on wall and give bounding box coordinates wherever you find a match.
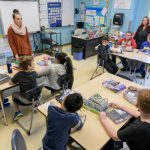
[47,1,62,28]
[93,0,100,6]
[114,0,131,9]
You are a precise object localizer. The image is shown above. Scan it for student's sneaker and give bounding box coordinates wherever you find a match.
[13,111,23,121]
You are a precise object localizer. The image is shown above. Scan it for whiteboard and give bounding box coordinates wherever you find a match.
[62,0,74,26]
[0,1,40,35]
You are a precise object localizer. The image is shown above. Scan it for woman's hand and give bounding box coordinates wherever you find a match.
[15,54,19,60]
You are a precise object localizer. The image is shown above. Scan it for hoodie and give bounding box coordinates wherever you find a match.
[38,62,66,90]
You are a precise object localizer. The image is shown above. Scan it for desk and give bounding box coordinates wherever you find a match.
[0,55,44,125]
[71,36,103,59]
[111,48,150,84]
[38,73,141,150]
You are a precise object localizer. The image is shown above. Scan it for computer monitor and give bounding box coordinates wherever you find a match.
[76,22,84,29]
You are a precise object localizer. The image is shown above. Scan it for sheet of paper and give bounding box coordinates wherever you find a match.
[86,9,96,16]
[101,7,108,16]
[93,0,100,6]
[94,16,99,26]
[100,17,105,24]
[0,69,7,74]
[86,16,94,26]
[114,0,131,9]
[80,13,85,21]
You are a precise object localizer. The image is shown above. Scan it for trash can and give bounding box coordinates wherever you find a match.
[73,46,83,61]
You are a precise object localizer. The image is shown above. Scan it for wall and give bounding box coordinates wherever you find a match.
[107,0,136,32]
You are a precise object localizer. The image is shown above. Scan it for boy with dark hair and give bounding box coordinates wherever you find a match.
[98,36,118,74]
[100,88,150,150]
[9,56,38,120]
[42,93,85,150]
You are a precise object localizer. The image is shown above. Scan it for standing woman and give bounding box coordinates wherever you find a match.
[8,9,33,59]
[134,16,150,49]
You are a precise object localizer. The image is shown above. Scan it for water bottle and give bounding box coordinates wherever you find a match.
[6,58,13,73]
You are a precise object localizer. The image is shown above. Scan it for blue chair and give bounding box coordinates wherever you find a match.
[11,129,27,150]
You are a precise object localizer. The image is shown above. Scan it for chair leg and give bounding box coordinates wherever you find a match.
[16,103,35,136]
[90,66,102,80]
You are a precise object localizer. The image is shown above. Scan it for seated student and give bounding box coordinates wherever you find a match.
[118,31,137,71]
[100,87,150,150]
[38,52,73,94]
[98,36,118,74]
[9,56,38,121]
[42,93,84,150]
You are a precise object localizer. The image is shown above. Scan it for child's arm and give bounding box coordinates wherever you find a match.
[9,73,19,85]
[9,80,14,85]
[100,112,119,141]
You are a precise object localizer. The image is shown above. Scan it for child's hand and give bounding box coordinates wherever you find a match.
[128,86,138,91]
[109,101,123,109]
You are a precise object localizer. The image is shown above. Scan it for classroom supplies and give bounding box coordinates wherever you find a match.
[83,93,131,124]
[0,74,11,85]
[84,93,108,112]
[123,90,138,105]
[106,109,131,124]
[102,79,126,93]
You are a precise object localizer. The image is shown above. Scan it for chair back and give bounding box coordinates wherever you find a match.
[57,74,73,90]
[11,129,27,150]
[25,84,43,101]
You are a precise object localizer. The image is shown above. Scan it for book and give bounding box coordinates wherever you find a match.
[102,79,126,93]
[83,93,131,124]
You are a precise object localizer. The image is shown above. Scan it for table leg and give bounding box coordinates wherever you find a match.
[0,92,8,126]
[144,64,149,86]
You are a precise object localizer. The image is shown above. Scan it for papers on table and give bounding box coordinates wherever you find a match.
[0,68,7,74]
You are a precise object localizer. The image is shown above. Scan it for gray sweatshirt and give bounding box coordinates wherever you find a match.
[38,62,66,90]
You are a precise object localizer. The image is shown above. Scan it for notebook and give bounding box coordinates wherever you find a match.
[102,79,126,93]
[0,74,11,85]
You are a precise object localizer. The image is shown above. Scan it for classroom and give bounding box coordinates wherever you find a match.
[0,0,150,150]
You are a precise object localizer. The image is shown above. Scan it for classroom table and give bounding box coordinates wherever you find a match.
[0,55,44,126]
[38,72,141,150]
[111,48,150,84]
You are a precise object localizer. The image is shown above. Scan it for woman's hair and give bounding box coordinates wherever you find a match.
[140,16,150,28]
[19,55,33,70]
[64,93,83,113]
[55,52,74,79]
[12,9,21,19]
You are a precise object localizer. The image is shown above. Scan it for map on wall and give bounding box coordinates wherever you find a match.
[114,0,131,9]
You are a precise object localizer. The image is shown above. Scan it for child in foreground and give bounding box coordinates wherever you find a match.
[9,56,38,121]
[42,93,85,150]
[100,87,150,150]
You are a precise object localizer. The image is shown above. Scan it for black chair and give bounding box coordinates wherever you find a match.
[16,84,43,135]
[55,74,74,102]
[11,129,27,150]
[90,45,105,80]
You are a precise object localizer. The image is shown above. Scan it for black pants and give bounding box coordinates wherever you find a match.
[120,58,129,69]
[45,86,61,94]
[104,59,118,74]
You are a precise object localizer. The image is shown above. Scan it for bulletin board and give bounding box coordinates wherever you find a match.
[85,7,106,27]
[47,2,62,27]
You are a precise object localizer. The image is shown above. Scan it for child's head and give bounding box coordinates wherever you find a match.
[55,52,73,79]
[147,33,150,43]
[63,93,83,113]
[137,89,150,117]
[102,36,109,46]
[125,31,132,40]
[19,55,34,71]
